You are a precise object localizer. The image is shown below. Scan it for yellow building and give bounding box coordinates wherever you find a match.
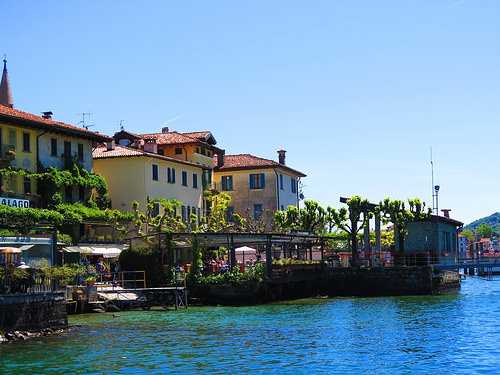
[213,151,306,225]
[93,143,205,220]
[0,58,110,207]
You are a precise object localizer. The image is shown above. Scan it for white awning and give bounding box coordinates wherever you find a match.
[62,244,127,258]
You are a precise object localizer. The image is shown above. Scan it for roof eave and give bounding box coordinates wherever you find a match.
[0,114,112,142]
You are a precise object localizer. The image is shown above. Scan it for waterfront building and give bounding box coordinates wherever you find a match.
[398,214,463,264]
[93,142,205,219]
[458,235,469,259]
[212,150,306,225]
[0,59,110,207]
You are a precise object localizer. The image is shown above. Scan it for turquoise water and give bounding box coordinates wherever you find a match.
[1,277,500,374]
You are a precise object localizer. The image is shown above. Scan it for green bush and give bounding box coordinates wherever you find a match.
[193,263,265,287]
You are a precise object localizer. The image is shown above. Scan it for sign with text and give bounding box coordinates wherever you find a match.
[0,196,31,208]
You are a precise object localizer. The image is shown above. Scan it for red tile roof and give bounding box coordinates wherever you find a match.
[92,144,203,168]
[215,154,306,177]
[139,131,201,145]
[0,104,111,142]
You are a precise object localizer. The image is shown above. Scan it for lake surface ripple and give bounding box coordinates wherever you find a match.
[1,277,500,374]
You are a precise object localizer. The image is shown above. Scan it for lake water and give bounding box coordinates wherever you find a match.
[1,277,500,374]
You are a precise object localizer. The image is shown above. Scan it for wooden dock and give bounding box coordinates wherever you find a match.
[96,286,188,310]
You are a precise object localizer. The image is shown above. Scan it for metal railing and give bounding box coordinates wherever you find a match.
[95,271,147,290]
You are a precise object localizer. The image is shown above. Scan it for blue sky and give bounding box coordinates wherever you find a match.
[2,1,499,223]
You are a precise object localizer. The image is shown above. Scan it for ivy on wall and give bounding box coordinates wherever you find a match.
[0,163,110,209]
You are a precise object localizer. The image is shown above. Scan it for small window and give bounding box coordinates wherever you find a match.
[152,164,159,181]
[249,173,265,189]
[22,132,30,152]
[78,186,85,201]
[253,204,263,220]
[221,176,233,191]
[192,173,198,189]
[182,171,188,186]
[8,129,16,149]
[175,148,183,155]
[279,174,284,190]
[167,167,171,183]
[50,138,57,156]
[196,147,200,154]
[78,143,84,162]
[65,186,73,202]
[23,177,31,194]
[158,149,164,156]
[171,168,176,183]
[64,141,71,157]
[291,177,297,193]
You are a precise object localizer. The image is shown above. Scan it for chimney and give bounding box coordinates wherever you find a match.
[217,150,225,168]
[161,126,169,134]
[144,138,158,154]
[0,57,14,108]
[277,149,286,165]
[106,140,115,151]
[441,209,451,218]
[42,111,53,119]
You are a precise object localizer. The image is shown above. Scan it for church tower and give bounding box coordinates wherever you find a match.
[0,57,14,108]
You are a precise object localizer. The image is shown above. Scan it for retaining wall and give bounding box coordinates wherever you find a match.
[0,292,68,331]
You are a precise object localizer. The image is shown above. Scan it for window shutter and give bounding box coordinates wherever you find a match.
[167,168,171,183]
[249,175,254,189]
[172,168,176,183]
[221,176,226,191]
[260,173,265,189]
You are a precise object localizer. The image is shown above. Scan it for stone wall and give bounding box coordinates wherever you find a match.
[193,266,461,305]
[0,292,67,331]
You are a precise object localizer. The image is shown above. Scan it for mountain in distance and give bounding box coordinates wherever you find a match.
[464,212,500,234]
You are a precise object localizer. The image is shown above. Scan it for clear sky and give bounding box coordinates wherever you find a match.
[2,1,499,223]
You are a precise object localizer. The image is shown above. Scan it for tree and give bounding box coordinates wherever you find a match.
[461,229,475,242]
[328,196,371,266]
[201,190,232,232]
[476,223,493,239]
[274,200,327,234]
[379,198,430,263]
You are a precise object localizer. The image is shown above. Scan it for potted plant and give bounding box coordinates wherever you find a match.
[85,276,96,286]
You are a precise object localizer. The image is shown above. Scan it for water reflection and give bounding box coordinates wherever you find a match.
[1,278,499,373]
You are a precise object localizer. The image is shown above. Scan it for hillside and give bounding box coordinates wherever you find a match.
[465,212,500,234]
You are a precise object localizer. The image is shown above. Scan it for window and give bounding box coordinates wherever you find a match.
[175,147,183,155]
[226,206,235,222]
[23,177,31,194]
[221,176,233,191]
[182,171,188,186]
[193,173,198,189]
[279,174,284,190]
[22,132,30,152]
[50,138,57,156]
[8,129,16,149]
[64,141,71,157]
[181,205,187,222]
[79,186,85,201]
[249,173,265,189]
[167,167,176,183]
[253,204,263,220]
[158,149,164,156]
[65,186,73,202]
[291,177,297,193]
[152,164,159,181]
[281,205,284,211]
[196,147,200,154]
[78,143,84,162]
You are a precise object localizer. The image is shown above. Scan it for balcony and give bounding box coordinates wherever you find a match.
[191,152,214,168]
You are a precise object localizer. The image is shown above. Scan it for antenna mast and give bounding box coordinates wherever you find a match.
[430,147,440,215]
